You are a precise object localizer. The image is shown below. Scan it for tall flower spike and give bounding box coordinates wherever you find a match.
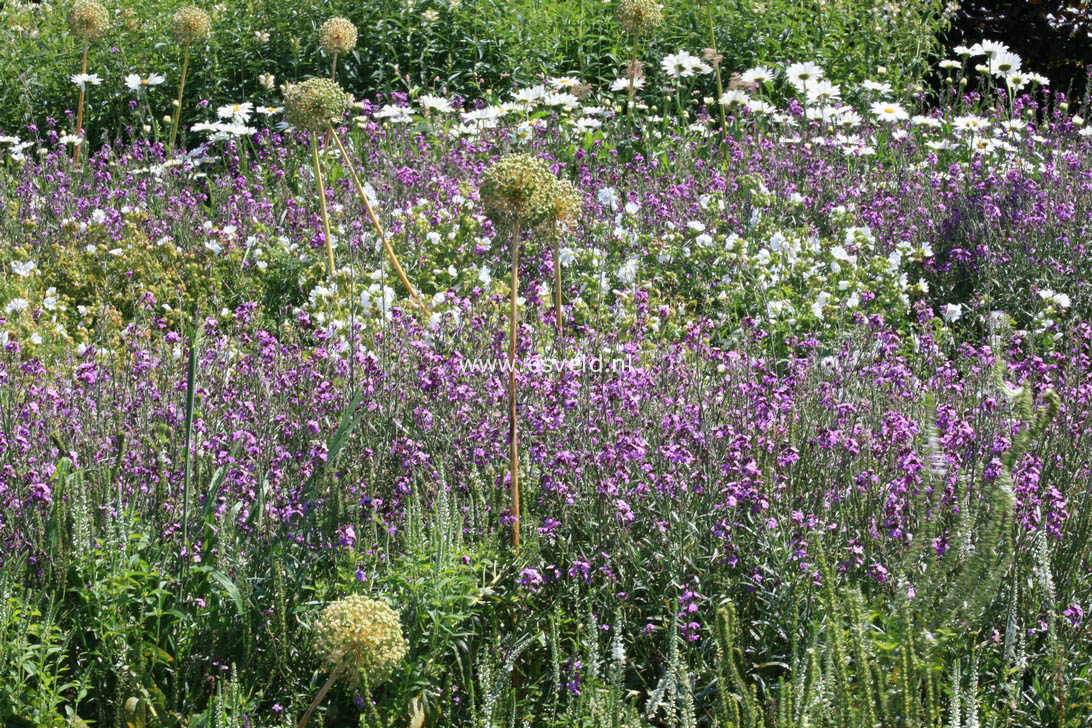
[68,0,109,42]
[481,153,562,552]
[69,0,108,167]
[545,177,582,332]
[285,79,352,278]
[168,6,212,151]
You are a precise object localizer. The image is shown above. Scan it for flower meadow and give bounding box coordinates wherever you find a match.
[2,2,1092,727]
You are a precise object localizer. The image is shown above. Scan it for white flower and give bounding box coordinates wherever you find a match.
[4,298,29,315]
[258,73,276,90]
[941,303,962,323]
[740,66,775,85]
[870,101,909,122]
[477,267,492,287]
[953,115,990,132]
[417,94,454,114]
[559,247,575,267]
[71,73,102,90]
[597,187,620,211]
[862,79,892,94]
[610,77,644,92]
[785,61,825,91]
[573,117,602,132]
[806,80,841,103]
[719,90,750,106]
[10,260,36,277]
[831,245,856,264]
[511,85,548,105]
[938,59,962,70]
[969,40,1010,59]
[617,257,639,286]
[125,73,166,91]
[990,51,1022,76]
[661,50,711,79]
[542,92,579,110]
[217,102,254,123]
[549,76,582,90]
[745,99,776,115]
[373,104,412,123]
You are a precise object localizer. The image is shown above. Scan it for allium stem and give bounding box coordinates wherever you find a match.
[626,35,639,123]
[706,7,727,132]
[310,133,336,280]
[168,46,190,152]
[553,238,563,332]
[509,219,522,552]
[328,125,425,314]
[330,52,339,82]
[72,42,89,166]
[297,649,355,728]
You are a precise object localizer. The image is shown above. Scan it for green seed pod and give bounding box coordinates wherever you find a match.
[283,78,352,132]
[68,0,109,42]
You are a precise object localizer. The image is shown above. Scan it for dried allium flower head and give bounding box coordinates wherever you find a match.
[480,153,558,229]
[68,0,109,42]
[545,178,582,229]
[318,16,358,56]
[617,0,663,36]
[171,6,212,46]
[315,595,408,686]
[283,78,352,132]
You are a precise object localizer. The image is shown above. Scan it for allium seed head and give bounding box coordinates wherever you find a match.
[318,16,358,56]
[545,178,582,228]
[171,6,212,46]
[315,596,408,686]
[617,0,663,36]
[480,153,558,229]
[283,78,352,132]
[68,0,109,42]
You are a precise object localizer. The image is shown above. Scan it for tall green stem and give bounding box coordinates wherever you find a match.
[553,238,563,333]
[626,34,640,125]
[311,133,336,280]
[72,42,89,166]
[168,45,190,152]
[509,219,522,552]
[706,6,727,131]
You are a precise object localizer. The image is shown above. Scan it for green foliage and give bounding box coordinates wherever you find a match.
[0,0,951,140]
